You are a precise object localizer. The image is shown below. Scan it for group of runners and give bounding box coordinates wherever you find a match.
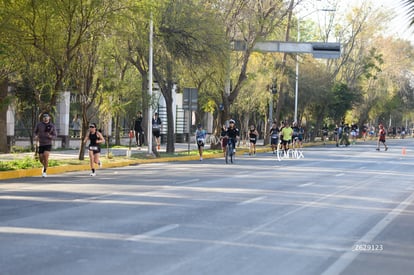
[212,119,304,160]
[34,112,104,177]
[33,111,393,177]
[269,121,304,154]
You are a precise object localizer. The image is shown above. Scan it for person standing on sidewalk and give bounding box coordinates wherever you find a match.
[83,123,104,176]
[34,112,57,177]
[376,124,388,151]
[72,114,81,138]
[152,112,162,150]
[195,124,207,161]
[134,111,144,148]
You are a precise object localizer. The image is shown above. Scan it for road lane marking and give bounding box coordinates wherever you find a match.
[175,179,199,185]
[0,224,180,243]
[299,182,315,187]
[127,224,179,242]
[321,191,414,275]
[335,173,345,177]
[238,196,267,205]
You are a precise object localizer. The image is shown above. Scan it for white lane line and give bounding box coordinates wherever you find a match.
[0,224,180,242]
[175,179,200,185]
[335,173,345,177]
[238,196,267,205]
[127,224,179,242]
[321,191,414,275]
[299,182,315,187]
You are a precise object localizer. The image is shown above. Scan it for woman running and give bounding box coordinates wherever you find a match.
[248,125,259,156]
[84,123,105,176]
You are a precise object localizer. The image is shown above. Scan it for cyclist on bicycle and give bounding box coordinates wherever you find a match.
[226,119,240,153]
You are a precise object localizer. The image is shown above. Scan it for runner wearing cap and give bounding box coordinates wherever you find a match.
[34,112,57,177]
[225,119,240,153]
[195,124,207,161]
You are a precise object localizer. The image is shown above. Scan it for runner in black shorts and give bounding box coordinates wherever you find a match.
[269,122,280,154]
[248,125,259,156]
[83,123,105,176]
[34,112,57,177]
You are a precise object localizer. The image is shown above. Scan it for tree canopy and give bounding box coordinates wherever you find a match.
[1,0,414,153]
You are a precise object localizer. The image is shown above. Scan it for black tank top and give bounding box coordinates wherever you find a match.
[89,132,99,146]
[249,130,257,139]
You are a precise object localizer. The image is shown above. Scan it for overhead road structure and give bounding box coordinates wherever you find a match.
[232,40,341,59]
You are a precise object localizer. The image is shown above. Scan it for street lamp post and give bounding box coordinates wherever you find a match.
[294,8,335,123]
[148,14,153,155]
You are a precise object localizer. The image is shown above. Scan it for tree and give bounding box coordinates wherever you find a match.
[203,0,291,136]
[154,0,228,153]
[402,0,414,26]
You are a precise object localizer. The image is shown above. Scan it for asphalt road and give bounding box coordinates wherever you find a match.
[1,139,414,275]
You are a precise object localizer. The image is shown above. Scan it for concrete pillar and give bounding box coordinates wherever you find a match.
[56,91,70,148]
[6,86,15,150]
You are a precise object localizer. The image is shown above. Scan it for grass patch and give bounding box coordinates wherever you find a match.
[0,157,90,171]
[0,149,226,171]
[0,157,60,171]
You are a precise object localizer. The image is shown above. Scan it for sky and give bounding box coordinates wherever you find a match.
[365,0,413,41]
[300,0,414,43]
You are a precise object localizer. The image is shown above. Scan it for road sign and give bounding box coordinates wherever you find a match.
[183,88,198,111]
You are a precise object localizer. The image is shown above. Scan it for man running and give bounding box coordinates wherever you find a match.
[376,124,388,151]
[280,121,293,152]
[269,122,280,154]
[34,112,57,177]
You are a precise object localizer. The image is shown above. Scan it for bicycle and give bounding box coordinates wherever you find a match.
[225,138,236,164]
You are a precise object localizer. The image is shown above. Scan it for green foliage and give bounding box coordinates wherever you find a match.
[1,0,414,149]
[0,157,59,171]
[328,82,361,123]
[361,47,383,80]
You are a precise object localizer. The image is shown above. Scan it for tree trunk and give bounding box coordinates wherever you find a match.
[0,78,9,153]
[115,114,121,146]
[165,62,175,153]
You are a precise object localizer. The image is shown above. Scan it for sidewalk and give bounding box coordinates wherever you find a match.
[0,142,203,161]
[1,138,266,161]
[0,140,265,180]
